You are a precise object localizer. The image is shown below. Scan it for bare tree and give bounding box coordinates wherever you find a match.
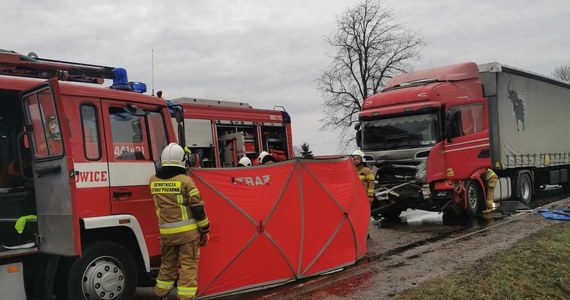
[552,64,570,82]
[318,0,424,149]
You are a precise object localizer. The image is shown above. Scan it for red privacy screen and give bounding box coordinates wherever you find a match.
[190,157,370,298]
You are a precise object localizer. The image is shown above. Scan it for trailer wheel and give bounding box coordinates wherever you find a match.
[462,180,482,219]
[516,172,532,206]
[66,241,137,300]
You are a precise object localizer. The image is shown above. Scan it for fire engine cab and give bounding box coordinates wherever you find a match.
[0,50,176,299]
[170,97,293,167]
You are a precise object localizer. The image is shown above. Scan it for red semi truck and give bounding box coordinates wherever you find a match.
[357,62,570,220]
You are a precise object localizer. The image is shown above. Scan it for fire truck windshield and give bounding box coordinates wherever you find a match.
[362,113,439,151]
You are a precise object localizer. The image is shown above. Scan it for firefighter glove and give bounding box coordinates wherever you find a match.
[199,232,209,247]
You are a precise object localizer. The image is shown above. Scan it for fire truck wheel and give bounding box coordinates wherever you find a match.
[463,180,482,219]
[66,241,137,300]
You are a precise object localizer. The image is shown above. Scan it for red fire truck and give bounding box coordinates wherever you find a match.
[171,97,293,167]
[358,62,570,220]
[0,50,175,299]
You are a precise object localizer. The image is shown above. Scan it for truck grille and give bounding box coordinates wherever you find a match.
[376,161,420,184]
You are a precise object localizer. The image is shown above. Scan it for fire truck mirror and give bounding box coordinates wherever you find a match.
[173,107,184,124]
[355,129,362,148]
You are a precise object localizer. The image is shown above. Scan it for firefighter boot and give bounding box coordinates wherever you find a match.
[482,201,496,214]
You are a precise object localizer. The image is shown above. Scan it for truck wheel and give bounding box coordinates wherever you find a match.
[66,241,137,300]
[516,172,532,206]
[462,180,482,219]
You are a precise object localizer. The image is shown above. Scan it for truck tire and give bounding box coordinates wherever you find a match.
[65,241,137,300]
[515,172,532,206]
[462,180,482,220]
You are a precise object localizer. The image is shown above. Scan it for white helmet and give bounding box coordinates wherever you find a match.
[352,150,366,162]
[258,151,269,161]
[161,143,186,168]
[258,151,270,163]
[238,156,252,167]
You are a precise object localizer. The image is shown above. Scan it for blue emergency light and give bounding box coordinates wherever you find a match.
[111,68,132,91]
[111,68,147,93]
[129,82,147,93]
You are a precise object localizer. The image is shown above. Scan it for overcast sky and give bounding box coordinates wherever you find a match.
[2,0,569,155]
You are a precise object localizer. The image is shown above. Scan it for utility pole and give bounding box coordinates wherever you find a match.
[151,49,155,96]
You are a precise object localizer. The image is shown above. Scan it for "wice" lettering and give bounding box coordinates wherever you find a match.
[76,171,108,183]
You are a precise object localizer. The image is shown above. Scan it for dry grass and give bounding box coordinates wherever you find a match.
[397,223,570,300]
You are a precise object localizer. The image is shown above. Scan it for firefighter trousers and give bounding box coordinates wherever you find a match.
[486,176,498,209]
[155,240,200,300]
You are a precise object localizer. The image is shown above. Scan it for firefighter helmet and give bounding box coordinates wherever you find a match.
[352,150,366,162]
[258,151,274,164]
[161,143,186,168]
[238,156,252,167]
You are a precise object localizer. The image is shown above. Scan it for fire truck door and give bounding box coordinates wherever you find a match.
[20,79,76,256]
[102,100,168,248]
[443,99,491,180]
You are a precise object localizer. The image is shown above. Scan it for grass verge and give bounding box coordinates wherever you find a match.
[397,223,570,300]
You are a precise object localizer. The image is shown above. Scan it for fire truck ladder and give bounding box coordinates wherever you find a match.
[0,49,115,84]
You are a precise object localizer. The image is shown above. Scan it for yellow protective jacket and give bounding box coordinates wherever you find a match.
[356,165,375,199]
[482,168,498,181]
[149,173,210,245]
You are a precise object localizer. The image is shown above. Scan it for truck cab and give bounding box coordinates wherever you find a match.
[358,63,490,220]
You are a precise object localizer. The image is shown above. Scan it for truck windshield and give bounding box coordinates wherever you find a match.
[362,113,439,150]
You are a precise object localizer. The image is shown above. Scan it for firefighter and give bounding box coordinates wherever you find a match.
[352,150,374,204]
[150,143,210,300]
[237,156,252,167]
[482,168,498,214]
[258,151,275,165]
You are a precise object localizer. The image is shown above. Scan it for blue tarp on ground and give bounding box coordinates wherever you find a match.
[538,209,570,221]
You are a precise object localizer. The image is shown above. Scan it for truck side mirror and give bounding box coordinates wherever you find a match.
[354,122,362,147]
